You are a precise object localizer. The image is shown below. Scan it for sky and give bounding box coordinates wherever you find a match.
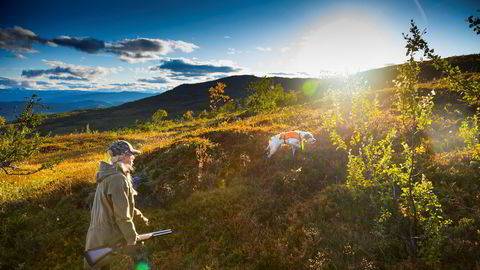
[0,0,478,93]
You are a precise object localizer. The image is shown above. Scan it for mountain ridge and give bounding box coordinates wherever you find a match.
[38,75,330,134]
[0,90,155,121]
[36,53,480,134]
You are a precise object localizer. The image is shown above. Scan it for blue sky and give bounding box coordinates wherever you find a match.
[1,0,478,92]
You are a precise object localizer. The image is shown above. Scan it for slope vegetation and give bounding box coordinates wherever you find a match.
[1,55,480,269]
[2,99,479,269]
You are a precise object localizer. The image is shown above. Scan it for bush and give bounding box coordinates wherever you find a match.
[197,110,210,119]
[0,95,60,175]
[245,77,284,113]
[152,109,168,124]
[183,110,194,121]
[209,82,230,112]
[459,114,480,160]
[218,99,237,113]
[278,90,298,107]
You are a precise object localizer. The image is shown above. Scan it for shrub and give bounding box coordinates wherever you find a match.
[245,77,284,113]
[208,82,230,112]
[198,109,210,119]
[0,95,60,175]
[459,114,480,160]
[279,90,298,106]
[183,110,194,121]
[152,109,168,124]
[319,23,452,264]
[217,99,237,113]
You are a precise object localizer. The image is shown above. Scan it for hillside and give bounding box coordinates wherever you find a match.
[37,54,480,135]
[0,100,113,121]
[2,98,479,269]
[1,54,480,269]
[355,53,480,90]
[37,75,332,134]
[0,89,155,121]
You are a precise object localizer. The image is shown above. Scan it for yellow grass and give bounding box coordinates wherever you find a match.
[2,98,479,269]
[1,105,322,204]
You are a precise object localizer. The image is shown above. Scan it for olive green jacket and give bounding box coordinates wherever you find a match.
[84,161,141,268]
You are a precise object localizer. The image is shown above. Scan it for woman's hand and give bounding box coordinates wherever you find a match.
[140,215,149,226]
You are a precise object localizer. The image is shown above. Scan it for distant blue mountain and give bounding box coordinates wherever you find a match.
[0,89,155,121]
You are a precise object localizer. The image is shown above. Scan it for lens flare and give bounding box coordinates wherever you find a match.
[135,261,150,270]
[302,80,319,97]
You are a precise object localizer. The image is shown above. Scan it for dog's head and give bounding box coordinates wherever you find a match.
[301,131,316,144]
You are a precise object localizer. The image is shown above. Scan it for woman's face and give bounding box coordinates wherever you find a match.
[121,152,135,166]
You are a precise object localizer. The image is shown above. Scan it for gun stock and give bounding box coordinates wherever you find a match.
[84,229,173,267]
[84,246,114,267]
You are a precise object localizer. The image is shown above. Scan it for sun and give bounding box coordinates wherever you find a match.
[293,11,401,75]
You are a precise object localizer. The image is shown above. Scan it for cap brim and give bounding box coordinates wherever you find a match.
[131,149,142,154]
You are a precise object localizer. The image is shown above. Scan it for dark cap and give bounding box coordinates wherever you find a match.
[108,140,141,156]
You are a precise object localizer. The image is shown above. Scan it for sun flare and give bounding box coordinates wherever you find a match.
[293,11,401,75]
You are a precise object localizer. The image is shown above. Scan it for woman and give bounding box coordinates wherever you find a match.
[84,140,148,269]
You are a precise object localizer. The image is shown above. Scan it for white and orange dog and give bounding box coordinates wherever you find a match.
[265,130,316,159]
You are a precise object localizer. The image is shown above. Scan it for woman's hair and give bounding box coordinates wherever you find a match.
[108,150,122,163]
[107,150,134,173]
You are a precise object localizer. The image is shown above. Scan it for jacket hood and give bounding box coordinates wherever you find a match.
[96,161,122,183]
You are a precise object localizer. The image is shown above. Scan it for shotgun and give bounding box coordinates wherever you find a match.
[84,229,173,267]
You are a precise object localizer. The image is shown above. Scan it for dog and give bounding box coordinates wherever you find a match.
[265,130,316,159]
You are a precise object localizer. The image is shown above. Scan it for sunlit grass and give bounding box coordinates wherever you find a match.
[1,85,479,269]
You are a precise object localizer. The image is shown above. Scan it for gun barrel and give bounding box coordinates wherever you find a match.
[137,229,173,241]
[151,229,173,237]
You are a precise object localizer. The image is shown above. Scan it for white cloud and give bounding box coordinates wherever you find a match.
[41,60,111,79]
[16,60,131,91]
[256,47,272,52]
[227,48,243,55]
[169,40,199,53]
[267,71,317,78]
